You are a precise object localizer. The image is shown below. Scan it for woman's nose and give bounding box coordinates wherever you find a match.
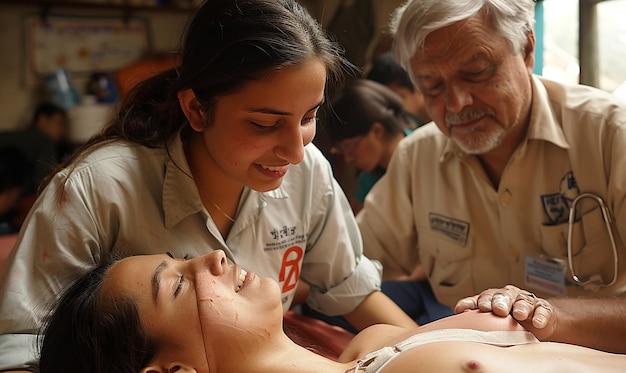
[195,250,228,275]
[274,121,315,164]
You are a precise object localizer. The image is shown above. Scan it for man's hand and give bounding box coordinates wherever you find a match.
[454,285,557,341]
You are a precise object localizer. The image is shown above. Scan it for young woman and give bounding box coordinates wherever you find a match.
[328,79,413,212]
[0,0,416,370]
[39,250,626,372]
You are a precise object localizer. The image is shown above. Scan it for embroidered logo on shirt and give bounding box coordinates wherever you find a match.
[429,213,470,246]
[541,171,579,225]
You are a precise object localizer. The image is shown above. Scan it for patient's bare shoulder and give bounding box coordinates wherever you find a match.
[338,324,404,362]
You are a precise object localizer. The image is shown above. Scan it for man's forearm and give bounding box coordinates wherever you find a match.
[550,296,626,353]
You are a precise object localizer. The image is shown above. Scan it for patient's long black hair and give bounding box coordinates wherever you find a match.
[38,258,154,373]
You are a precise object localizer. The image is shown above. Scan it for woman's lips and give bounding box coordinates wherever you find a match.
[255,164,288,178]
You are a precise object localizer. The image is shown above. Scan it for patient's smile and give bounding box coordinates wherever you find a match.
[236,268,247,293]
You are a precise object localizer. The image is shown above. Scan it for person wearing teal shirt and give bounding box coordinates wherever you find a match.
[352,127,414,206]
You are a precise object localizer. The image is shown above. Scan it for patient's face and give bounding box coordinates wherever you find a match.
[102,250,283,371]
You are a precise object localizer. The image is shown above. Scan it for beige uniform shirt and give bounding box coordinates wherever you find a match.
[358,75,626,306]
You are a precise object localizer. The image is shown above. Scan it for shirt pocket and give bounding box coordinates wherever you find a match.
[418,230,475,306]
[540,206,617,285]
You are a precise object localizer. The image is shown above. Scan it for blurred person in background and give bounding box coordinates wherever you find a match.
[0,147,31,235]
[367,51,431,127]
[0,103,68,195]
[328,78,414,213]
[0,103,68,228]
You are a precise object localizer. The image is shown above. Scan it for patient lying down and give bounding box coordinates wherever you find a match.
[39,250,626,372]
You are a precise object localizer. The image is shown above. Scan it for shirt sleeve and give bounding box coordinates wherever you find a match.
[299,155,382,317]
[0,169,108,370]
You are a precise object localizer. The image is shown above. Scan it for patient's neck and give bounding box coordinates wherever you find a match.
[227,332,353,372]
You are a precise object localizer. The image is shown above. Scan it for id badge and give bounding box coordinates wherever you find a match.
[524,256,566,296]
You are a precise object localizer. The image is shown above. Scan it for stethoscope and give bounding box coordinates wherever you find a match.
[567,192,619,288]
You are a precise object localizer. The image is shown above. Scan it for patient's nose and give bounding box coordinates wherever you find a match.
[196,250,227,275]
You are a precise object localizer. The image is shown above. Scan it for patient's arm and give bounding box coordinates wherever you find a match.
[343,290,418,330]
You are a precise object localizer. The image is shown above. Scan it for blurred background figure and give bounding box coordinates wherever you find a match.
[296,0,406,70]
[0,103,69,196]
[0,103,69,230]
[0,146,31,235]
[367,51,431,127]
[328,79,411,213]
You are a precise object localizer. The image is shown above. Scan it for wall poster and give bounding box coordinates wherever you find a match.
[25,14,152,80]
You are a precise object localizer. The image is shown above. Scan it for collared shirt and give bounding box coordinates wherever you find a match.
[358,75,626,307]
[0,134,381,370]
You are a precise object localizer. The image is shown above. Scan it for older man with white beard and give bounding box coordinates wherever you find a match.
[357,0,626,353]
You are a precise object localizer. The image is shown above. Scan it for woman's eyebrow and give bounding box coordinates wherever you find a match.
[244,99,325,115]
[152,260,168,304]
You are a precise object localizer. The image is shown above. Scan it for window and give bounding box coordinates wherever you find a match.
[541,0,626,100]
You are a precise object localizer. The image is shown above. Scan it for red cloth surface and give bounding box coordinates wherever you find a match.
[283,310,355,361]
[0,233,17,279]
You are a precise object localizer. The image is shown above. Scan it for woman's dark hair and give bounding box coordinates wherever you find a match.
[328,79,410,141]
[366,51,416,92]
[38,259,155,373]
[31,102,67,126]
[45,0,352,189]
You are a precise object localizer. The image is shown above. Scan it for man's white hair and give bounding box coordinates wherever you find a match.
[390,0,536,79]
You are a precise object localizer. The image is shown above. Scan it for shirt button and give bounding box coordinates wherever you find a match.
[509,246,520,262]
[499,190,512,206]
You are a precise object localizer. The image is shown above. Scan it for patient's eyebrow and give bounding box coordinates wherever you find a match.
[152,260,168,304]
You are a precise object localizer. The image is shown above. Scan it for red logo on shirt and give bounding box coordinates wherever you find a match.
[279,246,303,293]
